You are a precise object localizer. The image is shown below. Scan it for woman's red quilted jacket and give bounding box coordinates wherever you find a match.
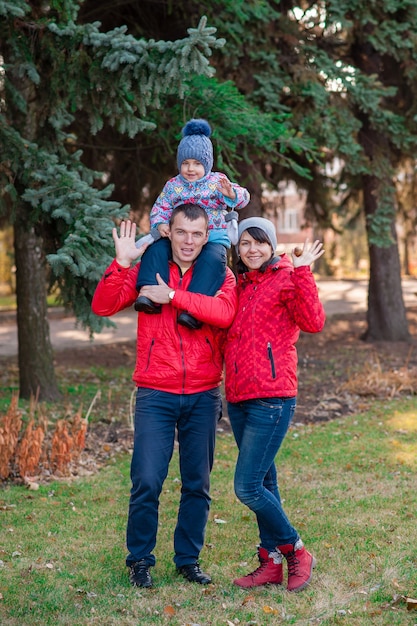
[225,255,325,403]
[92,259,237,394]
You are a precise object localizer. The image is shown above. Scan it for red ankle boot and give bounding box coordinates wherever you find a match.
[278,539,316,592]
[233,547,283,588]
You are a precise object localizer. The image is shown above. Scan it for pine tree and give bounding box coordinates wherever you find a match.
[165,0,417,341]
[73,1,318,224]
[0,2,225,399]
[260,0,417,340]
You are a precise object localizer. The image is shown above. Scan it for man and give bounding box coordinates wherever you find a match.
[92,204,237,588]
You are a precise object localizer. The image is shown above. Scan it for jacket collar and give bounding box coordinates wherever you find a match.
[178,172,210,186]
[239,256,283,284]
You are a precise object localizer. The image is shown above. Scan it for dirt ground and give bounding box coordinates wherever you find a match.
[53,307,417,425]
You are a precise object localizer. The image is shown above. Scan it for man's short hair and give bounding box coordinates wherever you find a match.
[169,204,209,228]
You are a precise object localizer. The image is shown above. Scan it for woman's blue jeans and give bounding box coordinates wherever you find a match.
[126,387,221,568]
[228,397,298,551]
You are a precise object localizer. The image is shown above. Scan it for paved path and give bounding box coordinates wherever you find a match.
[317,278,417,315]
[1,279,417,357]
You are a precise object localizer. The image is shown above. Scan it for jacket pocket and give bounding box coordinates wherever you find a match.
[267,342,276,379]
[205,336,216,366]
[145,338,155,371]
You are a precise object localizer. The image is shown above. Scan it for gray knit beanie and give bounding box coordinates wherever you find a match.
[238,217,278,252]
[177,119,213,176]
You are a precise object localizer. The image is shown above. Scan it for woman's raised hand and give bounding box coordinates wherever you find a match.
[292,239,324,268]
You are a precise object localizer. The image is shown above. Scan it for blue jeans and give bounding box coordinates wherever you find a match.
[136,238,227,295]
[126,387,222,568]
[228,397,298,551]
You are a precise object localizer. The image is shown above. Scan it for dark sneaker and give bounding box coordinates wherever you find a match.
[129,560,153,588]
[134,296,161,314]
[176,562,212,584]
[177,312,202,330]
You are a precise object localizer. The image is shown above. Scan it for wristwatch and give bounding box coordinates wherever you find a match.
[168,290,176,301]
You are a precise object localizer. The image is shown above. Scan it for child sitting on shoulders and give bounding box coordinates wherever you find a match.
[134,118,250,329]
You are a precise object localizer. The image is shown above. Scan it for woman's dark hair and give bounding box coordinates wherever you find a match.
[237,226,275,274]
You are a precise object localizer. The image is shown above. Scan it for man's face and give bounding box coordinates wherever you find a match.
[169,213,209,268]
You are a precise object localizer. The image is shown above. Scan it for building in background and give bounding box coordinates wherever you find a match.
[262,181,313,255]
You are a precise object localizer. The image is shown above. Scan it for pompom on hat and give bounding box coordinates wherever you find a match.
[177,119,214,176]
[237,217,278,252]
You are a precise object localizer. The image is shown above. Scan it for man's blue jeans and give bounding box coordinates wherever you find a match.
[126,387,222,568]
[228,397,299,551]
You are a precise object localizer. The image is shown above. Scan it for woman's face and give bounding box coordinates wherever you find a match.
[238,231,273,270]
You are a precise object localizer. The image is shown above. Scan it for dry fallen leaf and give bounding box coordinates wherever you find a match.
[406,597,417,611]
[163,605,175,616]
[242,594,256,605]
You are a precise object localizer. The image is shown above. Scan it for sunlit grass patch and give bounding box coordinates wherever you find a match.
[1,396,417,624]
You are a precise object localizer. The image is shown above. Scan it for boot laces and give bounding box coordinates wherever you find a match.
[252,561,269,578]
[286,550,300,577]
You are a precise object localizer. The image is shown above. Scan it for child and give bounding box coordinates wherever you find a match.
[134,118,250,329]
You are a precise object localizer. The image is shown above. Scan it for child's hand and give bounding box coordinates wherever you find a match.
[157,223,170,237]
[217,174,236,200]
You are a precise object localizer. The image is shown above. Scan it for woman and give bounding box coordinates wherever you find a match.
[225,217,325,592]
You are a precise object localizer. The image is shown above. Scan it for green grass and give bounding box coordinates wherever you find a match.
[0,363,135,421]
[1,397,417,625]
[0,294,60,311]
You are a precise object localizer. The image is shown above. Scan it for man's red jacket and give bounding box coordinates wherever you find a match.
[92,259,237,394]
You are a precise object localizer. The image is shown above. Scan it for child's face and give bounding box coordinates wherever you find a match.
[180,159,205,182]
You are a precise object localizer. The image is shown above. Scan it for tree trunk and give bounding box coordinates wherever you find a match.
[14,202,61,400]
[403,232,411,276]
[352,35,410,342]
[365,240,410,341]
[361,176,410,342]
[6,41,61,400]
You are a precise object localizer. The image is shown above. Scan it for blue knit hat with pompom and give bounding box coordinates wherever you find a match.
[177,119,213,176]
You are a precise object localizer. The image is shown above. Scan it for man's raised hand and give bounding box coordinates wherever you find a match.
[113,220,149,267]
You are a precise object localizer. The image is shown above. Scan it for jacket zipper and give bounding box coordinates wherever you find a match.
[205,337,216,365]
[145,338,155,371]
[174,272,187,393]
[267,342,276,379]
